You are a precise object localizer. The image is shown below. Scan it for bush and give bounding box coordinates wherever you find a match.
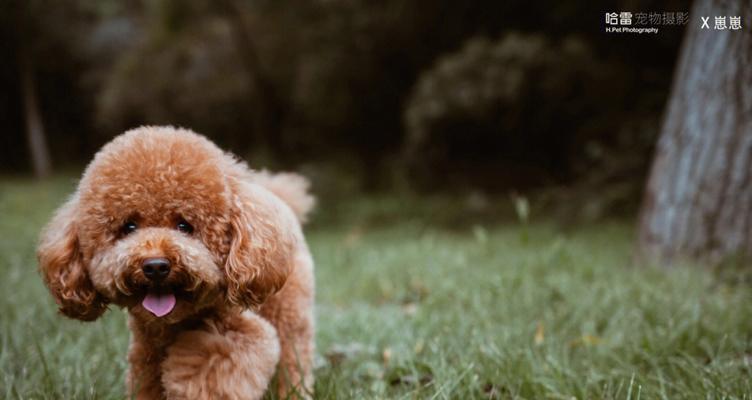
[402,33,632,192]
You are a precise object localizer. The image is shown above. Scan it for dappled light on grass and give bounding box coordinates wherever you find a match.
[1,178,751,398]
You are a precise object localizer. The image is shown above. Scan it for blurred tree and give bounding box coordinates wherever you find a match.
[0,0,108,173]
[11,1,52,178]
[20,42,51,178]
[0,0,688,198]
[638,0,752,264]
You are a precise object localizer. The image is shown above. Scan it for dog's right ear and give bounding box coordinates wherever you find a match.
[38,195,107,321]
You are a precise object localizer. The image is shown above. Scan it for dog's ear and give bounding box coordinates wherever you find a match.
[38,196,107,321]
[225,183,296,309]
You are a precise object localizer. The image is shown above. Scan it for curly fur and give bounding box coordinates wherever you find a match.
[38,126,315,399]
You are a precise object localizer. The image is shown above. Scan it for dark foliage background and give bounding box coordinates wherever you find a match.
[1,0,688,217]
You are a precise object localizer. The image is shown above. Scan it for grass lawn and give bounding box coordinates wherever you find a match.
[1,177,751,399]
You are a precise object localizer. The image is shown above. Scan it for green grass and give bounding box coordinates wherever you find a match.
[1,177,751,399]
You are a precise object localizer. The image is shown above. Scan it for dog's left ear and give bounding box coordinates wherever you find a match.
[225,182,297,308]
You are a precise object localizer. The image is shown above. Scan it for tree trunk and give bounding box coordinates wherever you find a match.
[20,53,52,179]
[637,0,752,265]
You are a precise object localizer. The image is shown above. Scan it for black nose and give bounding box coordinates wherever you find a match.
[142,258,170,281]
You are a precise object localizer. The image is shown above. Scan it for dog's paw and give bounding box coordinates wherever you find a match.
[160,330,215,400]
[161,317,280,400]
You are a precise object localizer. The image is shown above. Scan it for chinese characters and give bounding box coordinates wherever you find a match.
[700,16,743,30]
[605,11,690,26]
[605,11,743,34]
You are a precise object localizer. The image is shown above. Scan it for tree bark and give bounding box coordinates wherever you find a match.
[637,0,752,265]
[20,53,52,179]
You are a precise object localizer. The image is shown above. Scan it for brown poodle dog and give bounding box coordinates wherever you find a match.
[38,126,315,399]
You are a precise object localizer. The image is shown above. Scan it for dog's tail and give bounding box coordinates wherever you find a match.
[252,171,315,224]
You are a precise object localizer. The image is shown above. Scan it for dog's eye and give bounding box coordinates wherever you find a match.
[176,219,194,234]
[120,221,137,236]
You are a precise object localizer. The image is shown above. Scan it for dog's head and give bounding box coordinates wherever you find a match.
[38,127,299,323]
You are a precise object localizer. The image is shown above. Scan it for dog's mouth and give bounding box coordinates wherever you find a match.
[142,290,176,317]
[118,268,219,319]
[125,281,187,318]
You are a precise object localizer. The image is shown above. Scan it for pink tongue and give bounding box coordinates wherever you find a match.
[142,292,176,317]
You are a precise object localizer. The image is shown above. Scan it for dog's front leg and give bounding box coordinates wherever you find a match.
[161,311,280,400]
[127,338,168,400]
